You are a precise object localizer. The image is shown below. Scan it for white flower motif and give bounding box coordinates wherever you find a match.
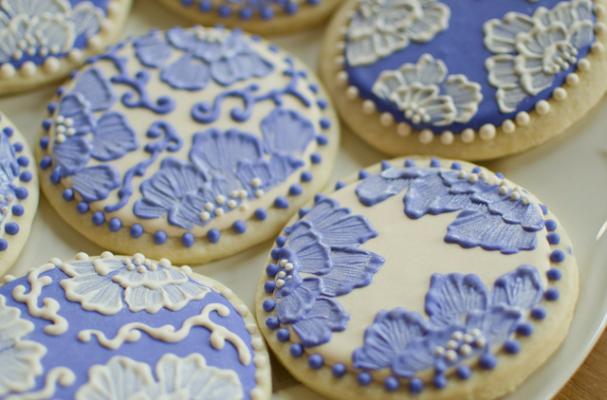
[0,0,103,64]
[346,0,450,66]
[0,294,46,396]
[484,0,595,113]
[76,354,243,400]
[372,54,483,126]
[59,254,210,315]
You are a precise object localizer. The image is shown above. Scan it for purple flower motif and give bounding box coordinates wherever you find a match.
[133,158,231,229]
[272,198,384,347]
[190,129,263,181]
[50,68,134,202]
[133,28,273,91]
[353,309,429,373]
[355,166,545,254]
[355,167,420,207]
[425,273,489,329]
[352,266,543,377]
[261,108,316,156]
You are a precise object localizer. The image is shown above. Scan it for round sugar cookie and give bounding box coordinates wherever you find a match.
[0,112,38,275]
[0,252,271,399]
[0,0,132,95]
[320,0,607,160]
[156,0,342,35]
[256,157,578,400]
[36,26,339,264]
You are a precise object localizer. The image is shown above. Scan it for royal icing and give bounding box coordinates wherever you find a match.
[338,0,603,141]
[0,0,129,82]
[259,158,572,395]
[0,253,270,400]
[0,114,36,274]
[37,26,335,257]
[162,0,325,23]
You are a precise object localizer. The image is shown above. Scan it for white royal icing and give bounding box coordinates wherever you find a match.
[346,0,450,66]
[78,301,253,365]
[11,263,68,335]
[0,294,46,397]
[372,54,483,126]
[0,0,103,64]
[76,353,243,400]
[5,367,76,400]
[485,0,595,112]
[59,253,210,315]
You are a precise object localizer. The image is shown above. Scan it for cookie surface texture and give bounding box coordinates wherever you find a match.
[156,0,342,35]
[36,26,339,264]
[0,252,271,399]
[256,156,578,400]
[320,0,607,160]
[0,112,38,275]
[0,0,132,95]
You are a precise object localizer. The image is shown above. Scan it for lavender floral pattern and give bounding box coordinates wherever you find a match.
[356,165,545,254]
[50,67,136,202]
[133,27,273,90]
[44,26,320,232]
[353,266,543,377]
[271,197,384,346]
[132,109,309,229]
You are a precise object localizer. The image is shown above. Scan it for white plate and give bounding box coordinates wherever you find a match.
[1,2,606,399]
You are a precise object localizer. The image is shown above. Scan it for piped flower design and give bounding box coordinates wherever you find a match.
[0,294,46,396]
[353,266,543,377]
[133,27,273,90]
[484,0,595,112]
[271,197,384,347]
[76,354,243,400]
[58,254,210,315]
[355,165,545,254]
[50,67,137,202]
[372,54,483,126]
[133,108,311,229]
[346,0,450,66]
[0,0,103,65]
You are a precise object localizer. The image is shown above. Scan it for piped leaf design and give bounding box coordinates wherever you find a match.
[492,265,543,309]
[275,278,321,324]
[292,298,349,347]
[425,273,489,329]
[90,112,137,161]
[353,309,428,371]
[261,108,316,156]
[319,248,384,297]
[71,165,120,202]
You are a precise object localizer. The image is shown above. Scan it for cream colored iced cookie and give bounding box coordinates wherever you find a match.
[156,0,342,35]
[36,26,339,264]
[0,0,132,96]
[320,0,607,160]
[0,112,38,275]
[0,252,271,399]
[256,156,578,399]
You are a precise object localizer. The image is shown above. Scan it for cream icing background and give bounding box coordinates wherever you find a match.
[0,1,606,399]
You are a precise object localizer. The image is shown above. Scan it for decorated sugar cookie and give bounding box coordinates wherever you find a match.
[256,157,577,399]
[320,0,607,160]
[36,26,339,264]
[0,0,132,95]
[0,252,271,399]
[156,0,342,35]
[0,113,38,275]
